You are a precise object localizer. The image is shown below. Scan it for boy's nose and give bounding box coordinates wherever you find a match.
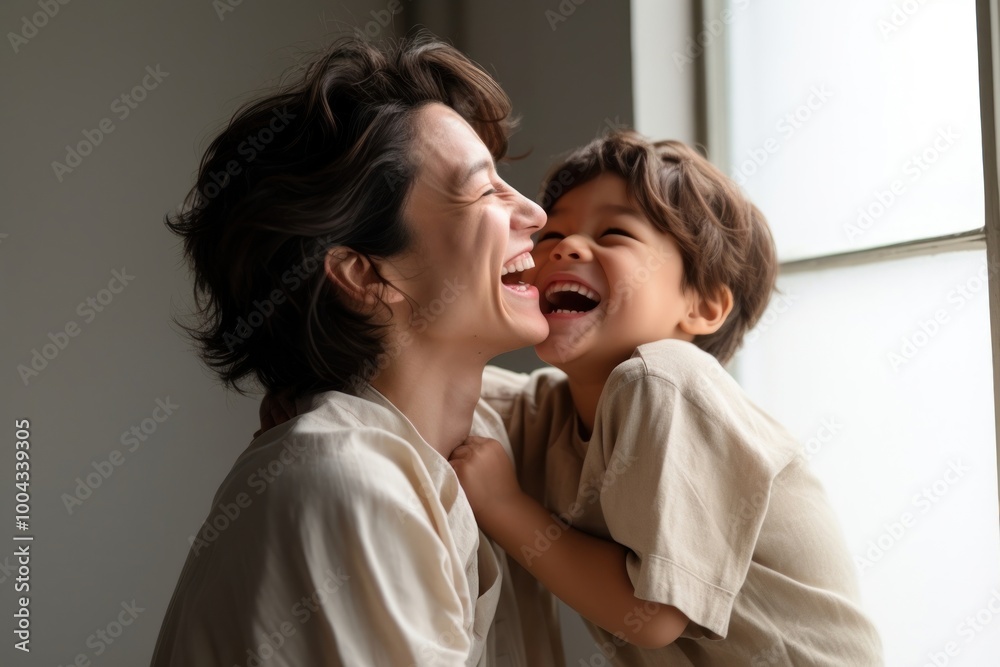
[550,235,592,262]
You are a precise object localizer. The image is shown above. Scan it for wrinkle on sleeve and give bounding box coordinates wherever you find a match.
[597,374,779,640]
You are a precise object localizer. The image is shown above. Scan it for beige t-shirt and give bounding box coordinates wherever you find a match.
[482,338,884,666]
[151,383,563,667]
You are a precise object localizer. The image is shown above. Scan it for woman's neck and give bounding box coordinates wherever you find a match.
[369,339,484,459]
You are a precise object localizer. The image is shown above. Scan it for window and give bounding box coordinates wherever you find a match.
[701,0,1000,663]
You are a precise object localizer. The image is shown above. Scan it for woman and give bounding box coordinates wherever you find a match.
[151,35,564,666]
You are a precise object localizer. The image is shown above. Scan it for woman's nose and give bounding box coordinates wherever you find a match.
[511,191,546,233]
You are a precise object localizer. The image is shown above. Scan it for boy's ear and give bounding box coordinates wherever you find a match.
[679,284,734,336]
[324,247,404,311]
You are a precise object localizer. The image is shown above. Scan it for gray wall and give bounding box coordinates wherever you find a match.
[0,1,694,664]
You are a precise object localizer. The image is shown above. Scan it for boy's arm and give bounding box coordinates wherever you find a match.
[450,436,689,649]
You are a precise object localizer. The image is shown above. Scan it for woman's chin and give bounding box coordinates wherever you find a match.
[515,314,550,347]
[534,333,584,368]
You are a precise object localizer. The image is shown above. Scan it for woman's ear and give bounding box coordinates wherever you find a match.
[324,246,403,312]
[679,284,734,336]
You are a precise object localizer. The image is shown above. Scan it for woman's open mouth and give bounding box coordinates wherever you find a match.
[500,251,537,298]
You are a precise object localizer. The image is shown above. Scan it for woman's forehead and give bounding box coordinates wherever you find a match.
[410,104,494,190]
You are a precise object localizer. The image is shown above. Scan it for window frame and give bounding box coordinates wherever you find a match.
[697,0,1000,528]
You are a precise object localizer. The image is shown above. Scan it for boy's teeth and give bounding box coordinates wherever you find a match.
[500,252,535,276]
[544,281,601,302]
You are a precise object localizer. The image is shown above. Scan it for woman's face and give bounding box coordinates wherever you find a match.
[383,103,549,357]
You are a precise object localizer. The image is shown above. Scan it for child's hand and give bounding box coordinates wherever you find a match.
[253,389,298,438]
[449,436,523,526]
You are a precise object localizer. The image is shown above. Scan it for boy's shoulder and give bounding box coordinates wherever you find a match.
[482,364,569,402]
[608,338,731,396]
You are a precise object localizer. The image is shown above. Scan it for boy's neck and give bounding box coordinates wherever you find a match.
[568,379,604,440]
[565,370,614,441]
[561,353,636,441]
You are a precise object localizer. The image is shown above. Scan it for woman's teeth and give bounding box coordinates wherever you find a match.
[500,252,535,276]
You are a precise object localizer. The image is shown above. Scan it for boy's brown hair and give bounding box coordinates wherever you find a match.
[538,131,778,364]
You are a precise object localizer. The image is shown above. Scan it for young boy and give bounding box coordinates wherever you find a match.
[449,132,884,665]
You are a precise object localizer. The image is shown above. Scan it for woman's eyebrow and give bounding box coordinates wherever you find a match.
[454,158,494,191]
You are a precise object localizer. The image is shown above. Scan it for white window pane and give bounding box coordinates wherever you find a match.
[732,249,998,666]
[726,0,983,261]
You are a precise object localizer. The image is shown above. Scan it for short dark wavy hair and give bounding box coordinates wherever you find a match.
[539,132,778,364]
[166,34,515,397]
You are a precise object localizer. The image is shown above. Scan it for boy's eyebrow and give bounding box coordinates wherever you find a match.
[596,203,642,217]
[547,203,641,220]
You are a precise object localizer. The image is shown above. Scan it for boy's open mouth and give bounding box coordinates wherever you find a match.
[542,281,601,315]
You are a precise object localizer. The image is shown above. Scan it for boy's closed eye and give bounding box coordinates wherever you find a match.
[535,227,636,244]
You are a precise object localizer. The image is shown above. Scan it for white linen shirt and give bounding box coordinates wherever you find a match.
[150,383,537,667]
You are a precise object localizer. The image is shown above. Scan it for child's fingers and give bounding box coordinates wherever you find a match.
[258,389,297,435]
[258,393,278,431]
[448,444,472,461]
[461,435,500,449]
[275,390,297,421]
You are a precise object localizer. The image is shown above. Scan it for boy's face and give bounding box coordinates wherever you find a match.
[525,173,699,379]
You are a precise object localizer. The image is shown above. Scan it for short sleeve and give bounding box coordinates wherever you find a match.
[275,431,472,666]
[480,366,533,439]
[480,365,567,492]
[597,374,779,640]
